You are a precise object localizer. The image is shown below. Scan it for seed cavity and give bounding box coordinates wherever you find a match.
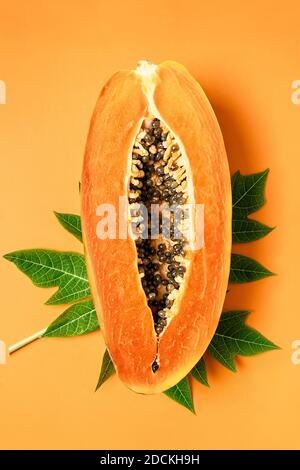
[128,117,191,347]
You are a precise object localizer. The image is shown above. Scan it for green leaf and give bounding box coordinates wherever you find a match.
[164,377,195,413]
[54,212,82,242]
[43,299,99,337]
[232,218,274,243]
[190,357,209,387]
[232,169,269,218]
[95,349,115,390]
[230,253,274,283]
[3,249,90,305]
[208,310,279,372]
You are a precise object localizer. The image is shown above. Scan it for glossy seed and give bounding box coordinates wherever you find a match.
[152,118,160,128]
[156,165,164,176]
[158,310,166,318]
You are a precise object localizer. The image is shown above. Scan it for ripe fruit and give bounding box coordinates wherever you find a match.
[81,60,231,394]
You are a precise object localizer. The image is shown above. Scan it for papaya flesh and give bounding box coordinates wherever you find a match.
[81,60,231,394]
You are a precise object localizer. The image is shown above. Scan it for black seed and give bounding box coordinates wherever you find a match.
[158,318,167,326]
[158,310,166,318]
[167,272,175,279]
[142,155,149,163]
[159,255,166,262]
[161,279,168,286]
[144,134,155,145]
[170,164,178,171]
[164,179,173,187]
[158,243,166,251]
[153,127,162,137]
[169,263,177,271]
[154,273,162,283]
[148,282,156,292]
[171,144,179,152]
[148,292,156,300]
[155,325,163,333]
[152,361,159,373]
[156,165,165,176]
[178,266,186,274]
[152,118,160,128]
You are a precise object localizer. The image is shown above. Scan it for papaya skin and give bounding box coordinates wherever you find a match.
[81,61,232,394]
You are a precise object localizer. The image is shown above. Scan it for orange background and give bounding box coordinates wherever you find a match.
[0,0,299,450]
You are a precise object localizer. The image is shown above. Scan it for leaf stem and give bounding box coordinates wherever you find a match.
[8,328,47,354]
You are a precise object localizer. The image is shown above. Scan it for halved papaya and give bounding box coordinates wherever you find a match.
[81,60,231,394]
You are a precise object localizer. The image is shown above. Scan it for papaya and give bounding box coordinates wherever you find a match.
[81,60,231,394]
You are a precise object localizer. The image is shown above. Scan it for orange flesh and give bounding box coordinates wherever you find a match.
[81,61,231,394]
